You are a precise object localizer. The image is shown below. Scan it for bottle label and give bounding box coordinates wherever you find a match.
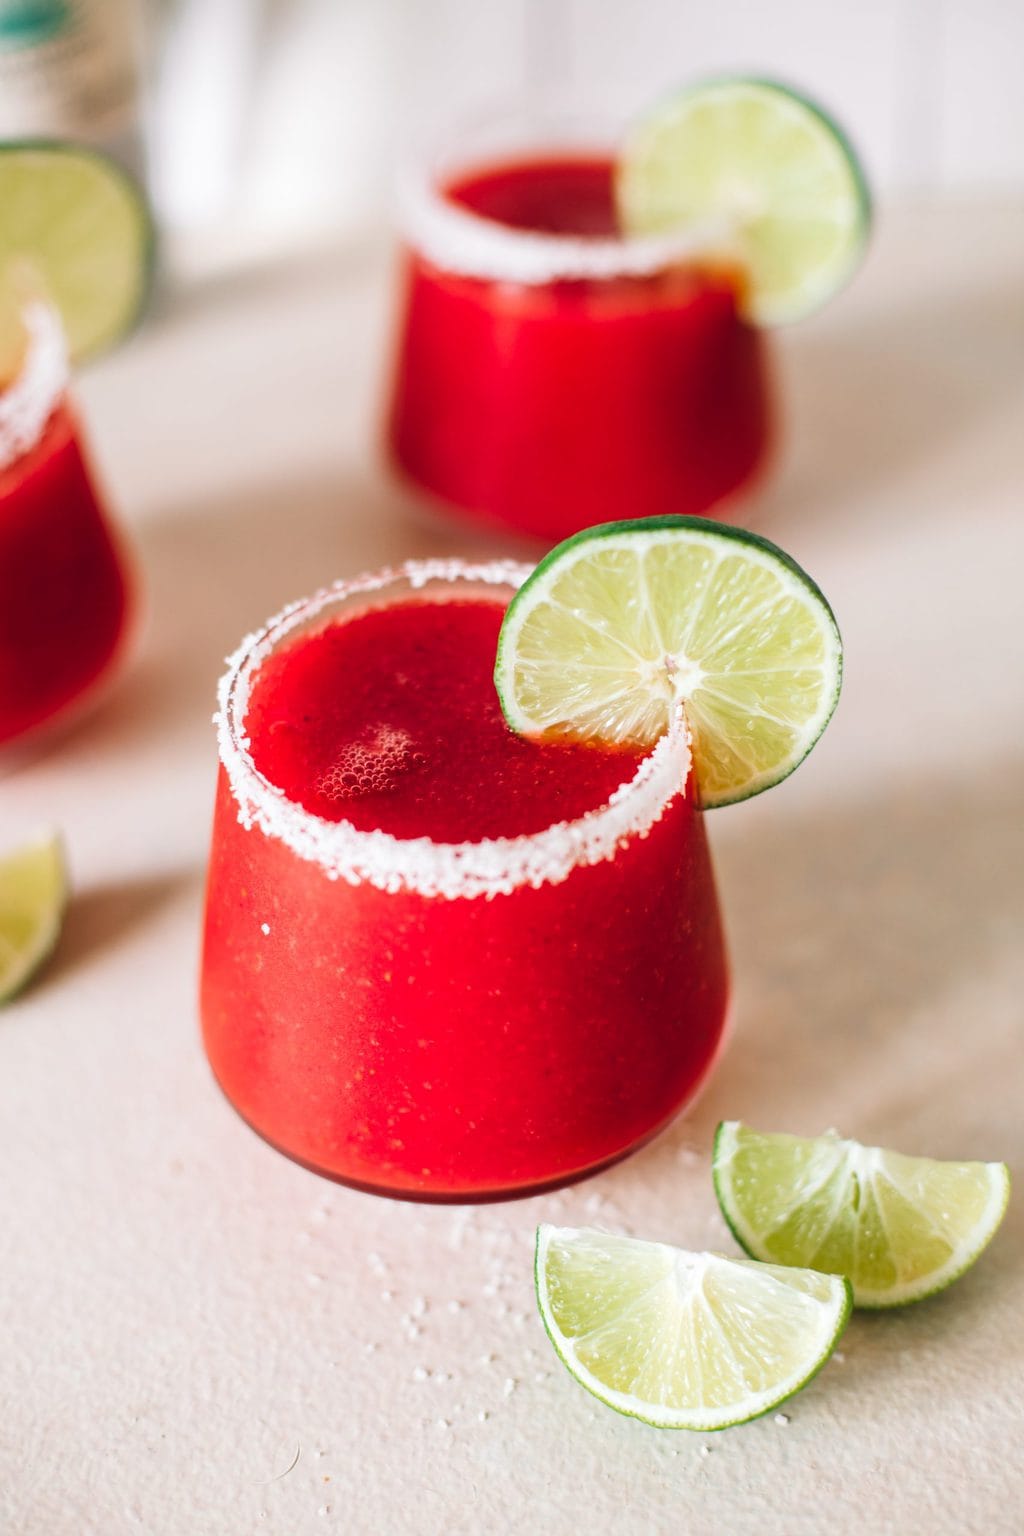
[0,0,139,144]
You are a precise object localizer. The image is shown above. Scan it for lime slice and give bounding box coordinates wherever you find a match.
[714,1121,1011,1309]
[617,78,870,325]
[536,1224,851,1430]
[0,141,154,377]
[495,516,842,808]
[0,829,67,1004]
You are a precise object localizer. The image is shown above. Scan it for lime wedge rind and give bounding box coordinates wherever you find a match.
[0,828,68,1004]
[0,139,155,370]
[495,517,843,809]
[617,76,871,326]
[535,1224,852,1431]
[713,1121,1011,1309]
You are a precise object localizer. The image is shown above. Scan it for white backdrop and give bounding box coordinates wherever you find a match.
[148,0,1024,243]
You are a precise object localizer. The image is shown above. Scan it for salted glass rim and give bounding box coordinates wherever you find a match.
[216,559,693,900]
[0,302,67,473]
[395,105,730,286]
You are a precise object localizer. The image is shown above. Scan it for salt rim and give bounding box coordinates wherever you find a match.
[398,168,733,286]
[0,303,68,472]
[216,559,692,901]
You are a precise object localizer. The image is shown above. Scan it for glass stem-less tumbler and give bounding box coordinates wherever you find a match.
[201,562,729,1202]
[385,113,772,544]
[0,304,133,754]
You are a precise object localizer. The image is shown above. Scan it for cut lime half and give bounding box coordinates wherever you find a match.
[536,1224,851,1431]
[713,1121,1011,1308]
[495,517,842,808]
[617,77,870,325]
[0,141,154,378]
[0,829,67,1004]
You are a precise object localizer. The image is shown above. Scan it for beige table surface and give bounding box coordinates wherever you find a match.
[2,200,1023,1536]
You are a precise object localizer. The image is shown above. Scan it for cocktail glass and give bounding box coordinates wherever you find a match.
[385,111,771,544]
[0,303,133,755]
[201,561,729,1202]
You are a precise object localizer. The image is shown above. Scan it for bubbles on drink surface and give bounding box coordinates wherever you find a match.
[316,725,425,802]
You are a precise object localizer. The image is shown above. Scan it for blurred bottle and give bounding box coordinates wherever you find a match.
[0,0,146,177]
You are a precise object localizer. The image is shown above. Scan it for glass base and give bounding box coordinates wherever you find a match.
[0,612,135,776]
[207,1003,734,1205]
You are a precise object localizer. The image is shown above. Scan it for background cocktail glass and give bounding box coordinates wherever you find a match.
[385,110,772,544]
[0,304,133,757]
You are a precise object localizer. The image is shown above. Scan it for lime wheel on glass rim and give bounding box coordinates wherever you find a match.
[495,515,842,808]
[617,76,871,325]
[0,140,154,380]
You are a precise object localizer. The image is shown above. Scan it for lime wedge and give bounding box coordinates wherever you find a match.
[617,78,870,325]
[0,829,67,1004]
[495,516,842,808]
[0,141,154,377]
[713,1121,1011,1308]
[536,1224,851,1430]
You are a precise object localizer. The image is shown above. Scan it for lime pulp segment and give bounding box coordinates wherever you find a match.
[495,517,842,808]
[0,141,153,376]
[536,1224,851,1430]
[713,1121,1011,1308]
[616,77,871,325]
[0,829,67,1003]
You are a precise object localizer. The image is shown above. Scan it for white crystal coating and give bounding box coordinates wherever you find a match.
[216,560,692,901]
[0,303,68,471]
[398,169,729,286]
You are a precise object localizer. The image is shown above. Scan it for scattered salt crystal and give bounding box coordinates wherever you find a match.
[411,1296,427,1317]
[503,1378,517,1398]
[317,1504,331,1517]
[437,1419,451,1431]
[412,1367,429,1383]
[380,1290,394,1302]
[699,1446,711,1458]
[478,1353,496,1366]
[364,1342,379,1355]
[774,1414,790,1426]
[833,1351,845,1364]
[482,1283,498,1298]
[448,1300,464,1314]
[260,922,271,936]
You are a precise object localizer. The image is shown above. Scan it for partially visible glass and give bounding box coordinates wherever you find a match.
[385,109,772,544]
[0,304,134,756]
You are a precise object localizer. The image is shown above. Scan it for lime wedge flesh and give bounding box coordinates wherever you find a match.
[617,77,870,325]
[495,516,842,808]
[0,142,153,377]
[536,1224,851,1430]
[0,830,67,1003]
[713,1121,1011,1308]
